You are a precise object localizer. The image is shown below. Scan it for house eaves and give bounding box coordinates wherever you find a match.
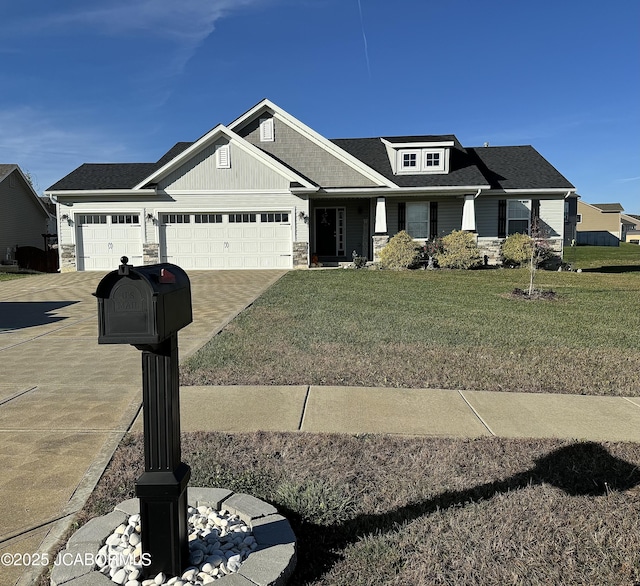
[228,98,399,189]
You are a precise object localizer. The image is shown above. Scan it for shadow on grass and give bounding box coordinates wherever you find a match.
[581,265,640,273]
[287,442,640,584]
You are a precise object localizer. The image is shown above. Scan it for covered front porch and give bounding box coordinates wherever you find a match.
[309,193,475,264]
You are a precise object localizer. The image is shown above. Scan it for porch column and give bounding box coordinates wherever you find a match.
[461,194,476,231]
[374,197,387,234]
[372,197,389,263]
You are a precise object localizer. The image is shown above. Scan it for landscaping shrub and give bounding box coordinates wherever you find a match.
[436,230,483,269]
[379,230,420,269]
[501,233,534,267]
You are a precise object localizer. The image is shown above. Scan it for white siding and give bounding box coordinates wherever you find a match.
[539,199,563,238]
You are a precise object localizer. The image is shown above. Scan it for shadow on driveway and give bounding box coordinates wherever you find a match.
[0,301,79,332]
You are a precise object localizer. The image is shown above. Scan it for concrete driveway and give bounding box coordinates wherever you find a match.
[0,269,286,586]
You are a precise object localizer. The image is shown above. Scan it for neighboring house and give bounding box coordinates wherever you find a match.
[45,99,576,272]
[576,201,634,246]
[624,214,640,244]
[0,164,53,265]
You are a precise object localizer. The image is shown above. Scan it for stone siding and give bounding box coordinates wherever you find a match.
[292,241,308,268]
[372,235,389,263]
[143,242,160,265]
[59,244,76,272]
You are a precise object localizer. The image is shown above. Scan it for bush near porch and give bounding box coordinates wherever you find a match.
[182,268,640,396]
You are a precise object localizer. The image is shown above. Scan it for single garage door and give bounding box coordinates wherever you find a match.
[76,214,142,271]
[160,212,292,269]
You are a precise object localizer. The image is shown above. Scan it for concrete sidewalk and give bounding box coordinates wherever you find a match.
[131,385,640,443]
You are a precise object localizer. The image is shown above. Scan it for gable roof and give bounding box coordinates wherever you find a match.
[132,124,316,190]
[45,100,575,194]
[1,164,52,217]
[229,98,398,189]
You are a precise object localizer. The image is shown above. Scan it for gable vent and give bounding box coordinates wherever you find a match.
[216,144,230,169]
[259,117,275,142]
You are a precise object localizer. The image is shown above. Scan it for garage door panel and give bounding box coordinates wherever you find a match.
[161,212,292,270]
[76,217,142,271]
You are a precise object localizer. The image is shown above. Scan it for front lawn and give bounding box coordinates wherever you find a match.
[182,268,640,396]
[73,432,640,586]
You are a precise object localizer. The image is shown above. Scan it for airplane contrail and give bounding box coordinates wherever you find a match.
[357,0,371,78]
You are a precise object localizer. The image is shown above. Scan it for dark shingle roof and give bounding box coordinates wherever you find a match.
[466,146,575,190]
[46,142,194,191]
[47,132,574,192]
[331,136,490,187]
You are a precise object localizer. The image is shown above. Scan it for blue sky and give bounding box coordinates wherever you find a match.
[1,0,638,213]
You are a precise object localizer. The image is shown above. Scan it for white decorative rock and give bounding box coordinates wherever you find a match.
[153,572,166,584]
[129,533,141,546]
[112,568,128,585]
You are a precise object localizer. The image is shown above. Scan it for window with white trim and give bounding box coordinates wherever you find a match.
[424,151,440,167]
[397,148,446,174]
[507,200,530,235]
[259,117,275,142]
[401,151,418,170]
[406,202,429,239]
[216,144,230,169]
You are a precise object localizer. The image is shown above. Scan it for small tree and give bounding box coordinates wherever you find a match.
[526,218,553,296]
[379,231,420,269]
[436,230,483,269]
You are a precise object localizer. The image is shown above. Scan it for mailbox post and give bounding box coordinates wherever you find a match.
[95,256,193,577]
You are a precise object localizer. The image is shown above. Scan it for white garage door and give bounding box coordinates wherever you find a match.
[160,212,292,269]
[76,214,143,271]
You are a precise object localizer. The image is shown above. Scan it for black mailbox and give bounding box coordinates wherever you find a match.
[95,258,192,346]
[95,256,193,577]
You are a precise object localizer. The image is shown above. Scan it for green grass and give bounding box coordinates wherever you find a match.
[182,268,640,395]
[0,272,29,282]
[564,242,640,270]
[69,432,640,586]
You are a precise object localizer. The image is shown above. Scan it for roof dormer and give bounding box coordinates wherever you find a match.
[382,138,454,175]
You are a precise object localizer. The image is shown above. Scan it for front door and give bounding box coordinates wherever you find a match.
[315,207,345,257]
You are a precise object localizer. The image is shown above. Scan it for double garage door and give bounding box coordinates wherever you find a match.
[160,212,292,269]
[76,211,292,271]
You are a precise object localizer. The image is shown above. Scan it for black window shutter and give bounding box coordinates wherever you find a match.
[430,202,438,237]
[398,202,406,231]
[531,199,540,233]
[498,199,507,238]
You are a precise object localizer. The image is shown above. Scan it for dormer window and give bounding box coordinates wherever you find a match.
[402,152,417,170]
[424,152,440,167]
[396,148,447,174]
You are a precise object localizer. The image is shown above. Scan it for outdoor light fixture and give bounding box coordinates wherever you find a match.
[146,212,156,223]
[60,214,73,226]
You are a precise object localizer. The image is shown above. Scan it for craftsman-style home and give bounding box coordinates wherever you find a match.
[46,99,576,271]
